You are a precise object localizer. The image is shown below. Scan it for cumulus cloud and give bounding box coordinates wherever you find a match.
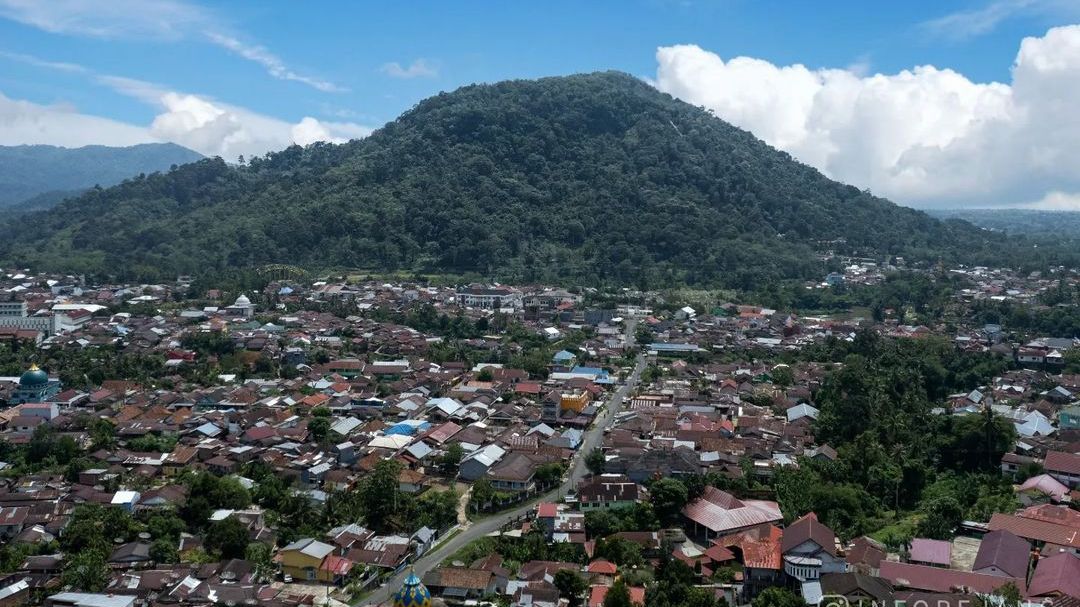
[0,47,372,157]
[652,24,1080,208]
[0,75,372,158]
[0,91,154,147]
[116,83,373,158]
[381,58,438,79]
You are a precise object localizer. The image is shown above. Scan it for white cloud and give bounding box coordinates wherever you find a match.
[205,33,345,93]
[0,74,372,158]
[1027,191,1080,210]
[0,0,343,93]
[923,0,1036,41]
[0,0,205,39]
[117,83,373,158]
[0,50,89,73]
[922,0,1080,41]
[0,90,154,147]
[651,25,1080,208]
[381,58,438,79]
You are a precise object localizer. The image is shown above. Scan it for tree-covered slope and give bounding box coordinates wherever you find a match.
[0,72,1070,286]
[0,142,202,208]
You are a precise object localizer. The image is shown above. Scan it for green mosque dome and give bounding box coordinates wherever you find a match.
[19,364,48,388]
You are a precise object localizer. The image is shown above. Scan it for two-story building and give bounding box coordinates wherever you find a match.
[1044,451,1080,488]
[487,453,537,493]
[276,538,337,582]
[781,513,845,584]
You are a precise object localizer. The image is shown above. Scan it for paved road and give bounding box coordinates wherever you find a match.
[360,323,645,606]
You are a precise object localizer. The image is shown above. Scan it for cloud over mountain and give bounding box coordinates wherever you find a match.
[653,24,1080,208]
[0,61,371,158]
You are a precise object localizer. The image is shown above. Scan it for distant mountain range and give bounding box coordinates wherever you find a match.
[929,208,1080,238]
[0,143,203,210]
[1,72,1076,286]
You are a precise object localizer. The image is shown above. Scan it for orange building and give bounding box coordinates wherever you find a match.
[560,390,591,413]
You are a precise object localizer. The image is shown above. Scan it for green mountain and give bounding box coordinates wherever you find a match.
[0,72,1072,287]
[0,142,202,209]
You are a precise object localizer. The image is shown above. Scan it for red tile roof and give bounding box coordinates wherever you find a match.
[781,512,837,556]
[319,555,354,575]
[1045,451,1080,476]
[426,421,462,444]
[682,486,782,534]
[988,513,1080,549]
[588,585,607,607]
[705,543,736,563]
[973,530,1031,579]
[715,524,783,570]
[301,393,331,407]
[243,426,277,441]
[880,561,1025,595]
[515,382,543,395]
[587,560,617,575]
[909,538,952,566]
[1029,553,1080,598]
[1019,504,1080,527]
[426,567,493,591]
[588,585,644,607]
[846,537,887,569]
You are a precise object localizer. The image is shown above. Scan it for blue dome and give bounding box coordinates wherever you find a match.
[393,571,432,607]
[19,365,48,388]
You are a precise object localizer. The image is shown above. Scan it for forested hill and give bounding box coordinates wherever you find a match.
[0,142,202,209]
[0,72,1072,287]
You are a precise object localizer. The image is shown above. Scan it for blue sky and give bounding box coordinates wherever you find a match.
[1,0,1080,208]
[0,1,1062,125]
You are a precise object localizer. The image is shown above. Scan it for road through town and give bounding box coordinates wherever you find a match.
[361,323,645,606]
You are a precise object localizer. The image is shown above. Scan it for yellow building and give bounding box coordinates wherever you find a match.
[276,538,336,582]
[560,390,591,413]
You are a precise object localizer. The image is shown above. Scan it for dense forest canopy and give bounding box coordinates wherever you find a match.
[2,72,1076,287]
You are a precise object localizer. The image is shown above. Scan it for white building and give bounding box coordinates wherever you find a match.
[225,294,256,319]
[456,286,522,310]
[0,301,60,335]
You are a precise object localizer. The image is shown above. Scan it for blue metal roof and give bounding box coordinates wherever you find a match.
[385,421,431,436]
[571,366,606,376]
[648,342,700,351]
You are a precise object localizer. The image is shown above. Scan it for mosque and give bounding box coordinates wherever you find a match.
[7,364,62,405]
[225,294,256,319]
[393,570,432,607]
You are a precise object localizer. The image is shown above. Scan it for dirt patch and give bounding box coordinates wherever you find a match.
[951,536,982,571]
